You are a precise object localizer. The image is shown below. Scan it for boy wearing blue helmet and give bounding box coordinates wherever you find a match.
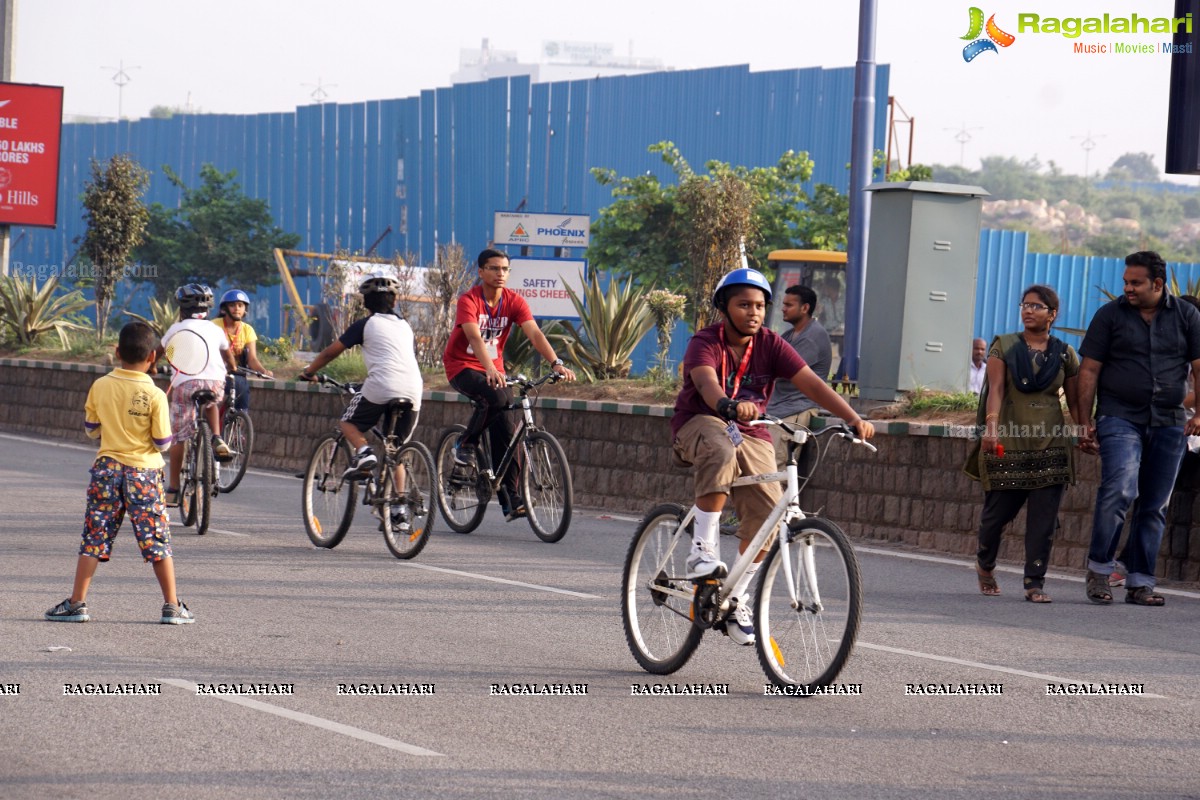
[214,289,272,410]
[671,267,874,645]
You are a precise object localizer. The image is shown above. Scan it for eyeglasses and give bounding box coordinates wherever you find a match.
[483,266,511,273]
[1019,302,1050,312]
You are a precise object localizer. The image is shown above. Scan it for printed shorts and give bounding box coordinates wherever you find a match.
[169,379,225,443]
[80,456,172,562]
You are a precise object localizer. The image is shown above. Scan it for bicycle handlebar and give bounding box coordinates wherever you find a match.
[504,371,562,391]
[236,367,271,379]
[751,416,878,453]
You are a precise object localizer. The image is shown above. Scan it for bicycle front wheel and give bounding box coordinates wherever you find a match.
[383,442,436,560]
[755,517,862,691]
[302,434,357,548]
[195,421,214,536]
[621,504,704,675]
[522,431,573,543]
[218,410,253,493]
[434,425,489,534]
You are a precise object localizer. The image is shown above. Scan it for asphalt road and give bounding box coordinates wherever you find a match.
[2,430,1199,799]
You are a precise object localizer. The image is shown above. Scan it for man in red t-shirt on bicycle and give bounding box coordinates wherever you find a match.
[442,248,576,521]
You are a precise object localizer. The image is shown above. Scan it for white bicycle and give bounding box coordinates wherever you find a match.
[621,418,875,690]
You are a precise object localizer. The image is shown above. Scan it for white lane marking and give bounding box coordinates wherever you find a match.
[207,527,251,538]
[160,679,444,756]
[857,642,1168,699]
[597,513,640,523]
[396,561,601,599]
[855,545,1200,600]
[0,432,94,451]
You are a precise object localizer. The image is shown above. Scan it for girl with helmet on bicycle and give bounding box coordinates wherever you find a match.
[214,288,273,411]
[670,267,874,645]
[161,284,239,506]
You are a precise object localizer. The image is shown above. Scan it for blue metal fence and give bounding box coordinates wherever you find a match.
[973,229,1200,349]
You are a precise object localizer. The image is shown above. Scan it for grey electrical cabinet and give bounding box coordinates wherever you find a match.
[858,181,988,402]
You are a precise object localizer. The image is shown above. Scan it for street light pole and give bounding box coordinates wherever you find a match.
[0,0,14,278]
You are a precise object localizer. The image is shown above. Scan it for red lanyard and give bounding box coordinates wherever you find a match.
[720,327,754,399]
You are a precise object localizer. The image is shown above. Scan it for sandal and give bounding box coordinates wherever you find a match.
[1024,587,1052,603]
[164,488,181,508]
[1085,570,1113,605]
[1125,586,1165,606]
[976,563,1001,596]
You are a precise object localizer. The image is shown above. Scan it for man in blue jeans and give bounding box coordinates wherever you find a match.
[1076,251,1200,606]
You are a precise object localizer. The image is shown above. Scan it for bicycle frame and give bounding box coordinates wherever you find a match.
[650,422,867,622]
[471,375,551,491]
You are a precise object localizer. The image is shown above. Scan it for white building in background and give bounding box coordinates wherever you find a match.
[451,38,668,85]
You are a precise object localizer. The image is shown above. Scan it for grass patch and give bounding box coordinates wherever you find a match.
[902,388,979,415]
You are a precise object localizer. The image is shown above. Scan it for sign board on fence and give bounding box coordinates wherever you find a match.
[507,257,586,320]
[0,83,63,228]
[494,211,590,249]
[331,260,432,301]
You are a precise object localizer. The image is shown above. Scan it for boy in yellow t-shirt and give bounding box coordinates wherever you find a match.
[214,288,272,411]
[44,321,195,625]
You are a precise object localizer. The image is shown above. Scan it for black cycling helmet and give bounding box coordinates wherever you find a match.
[176,283,214,314]
[712,268,772,312]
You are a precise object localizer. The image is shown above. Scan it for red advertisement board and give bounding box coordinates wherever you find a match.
[0,82,63,228]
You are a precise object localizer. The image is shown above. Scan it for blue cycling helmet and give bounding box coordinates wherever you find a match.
[712,268,772,311]
[219,289,251,309]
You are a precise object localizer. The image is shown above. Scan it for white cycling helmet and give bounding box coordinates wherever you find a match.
[359,272,401,296]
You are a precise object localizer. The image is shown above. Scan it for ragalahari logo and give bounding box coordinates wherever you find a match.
[962,7,1016,61]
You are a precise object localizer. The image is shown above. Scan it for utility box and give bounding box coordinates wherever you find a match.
[858,181,988,402]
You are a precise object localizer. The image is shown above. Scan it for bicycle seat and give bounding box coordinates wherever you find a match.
[386,399,414,413]
[191,389,218,405]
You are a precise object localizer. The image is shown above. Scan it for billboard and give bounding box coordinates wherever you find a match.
[0,82,63,228]
[507,257,586,320]
[493,211,590,249]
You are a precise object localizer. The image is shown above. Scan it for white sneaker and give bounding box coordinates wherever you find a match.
[685,542,727,579]
[725,601,755,646]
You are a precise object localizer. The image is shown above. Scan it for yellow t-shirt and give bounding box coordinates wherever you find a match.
[84,368,172,469]
[213,318,258,360]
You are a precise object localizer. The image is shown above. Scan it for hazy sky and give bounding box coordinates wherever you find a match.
[11,0,1197,182]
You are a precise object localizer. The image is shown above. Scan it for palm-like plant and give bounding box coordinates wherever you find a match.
[0,274,92,348]
[121,296,179,336]
[561,271,656,380]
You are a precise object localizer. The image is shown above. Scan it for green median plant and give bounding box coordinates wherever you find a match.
[0,274,92,348]
[121,296,178,337]
[561,270,656,380]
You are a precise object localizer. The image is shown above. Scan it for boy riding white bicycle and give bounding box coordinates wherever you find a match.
[300,272,423,530]
[671,267,874,645]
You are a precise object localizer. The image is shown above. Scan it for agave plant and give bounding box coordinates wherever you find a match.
[0,274,92,348]
[560,270,656,380]
[121,296,179,336]
[503,320,572,375]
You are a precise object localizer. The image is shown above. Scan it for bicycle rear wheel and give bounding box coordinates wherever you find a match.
[179,440,198,528]
[522,431,573,543]
[218,410,253,493]
[434,425,489,534]
[755,517,862,690]
[302,434,357,548]
[195,421,214,536]
[621,503,704,675]
[382,442,436,559]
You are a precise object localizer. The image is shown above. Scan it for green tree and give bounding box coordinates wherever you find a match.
[1106,152,1159,182]
[81,154,150,340]
[135,164,300,299]
[589,142,851,327]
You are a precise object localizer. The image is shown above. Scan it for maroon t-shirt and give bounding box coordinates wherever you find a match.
[671,323,807,442]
